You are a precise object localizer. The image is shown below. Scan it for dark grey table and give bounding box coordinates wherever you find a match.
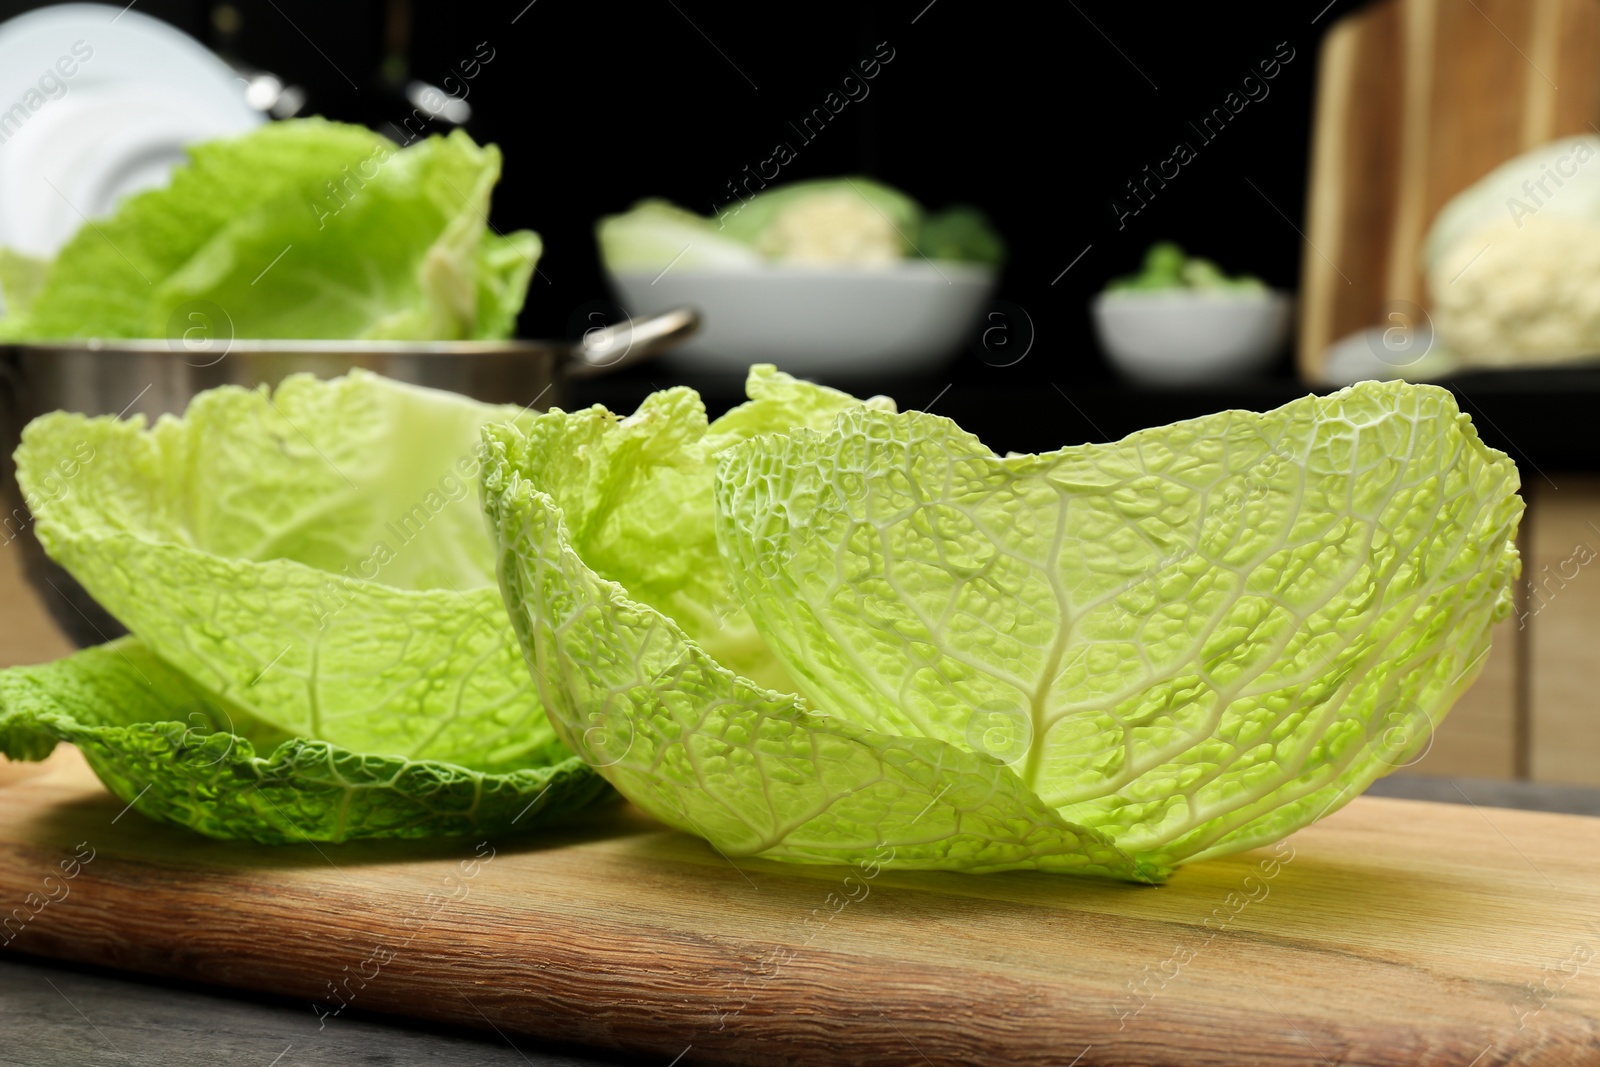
[0,952,648,1067]
[4,775,1596,1067]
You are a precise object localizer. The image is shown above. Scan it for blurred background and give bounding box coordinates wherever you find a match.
[2,0,1598,790]
[0,0,1352,432]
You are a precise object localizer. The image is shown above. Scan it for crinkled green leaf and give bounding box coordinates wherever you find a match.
[1,119,537,341]
[16,370,559,773]
[481,432,1154,879]
[494,365,893,692]
[484,377,1520,878]
[473,229,541,342]
[0,640,603,843]
[916,205,1007,266]
[716,382,1522,868]
[598,181,1006,269]
[0,247,50,317]
[596,198,761,271]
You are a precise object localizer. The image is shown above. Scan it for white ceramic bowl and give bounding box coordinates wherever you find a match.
[608,261,997,376]
[1091,290,1292,386]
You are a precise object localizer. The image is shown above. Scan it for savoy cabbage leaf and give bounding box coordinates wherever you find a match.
[484,371,1522,878]
[482,401,1155,879]
[0,371,596,841]
[0,119,537,342]
[0,639,602,843]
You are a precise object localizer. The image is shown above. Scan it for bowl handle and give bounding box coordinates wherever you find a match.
[564,307,700,378]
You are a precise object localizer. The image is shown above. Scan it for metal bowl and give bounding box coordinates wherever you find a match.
[0,308,698,647]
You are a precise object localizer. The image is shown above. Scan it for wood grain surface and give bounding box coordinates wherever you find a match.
[1526,476,1600,786]
[0,746,1596,1066]
[1299,0,1600,378]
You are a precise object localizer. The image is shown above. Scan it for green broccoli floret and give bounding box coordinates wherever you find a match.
[1105,243,1266,294]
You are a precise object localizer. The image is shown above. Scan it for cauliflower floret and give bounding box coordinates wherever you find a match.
[1428,213,1600,365]
[753,191,903,265]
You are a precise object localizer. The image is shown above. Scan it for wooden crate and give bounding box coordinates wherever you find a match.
[1300,0,1600,378]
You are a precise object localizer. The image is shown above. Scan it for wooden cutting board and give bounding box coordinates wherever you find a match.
[1299,0,1600,379]
[1,746,1598,1067]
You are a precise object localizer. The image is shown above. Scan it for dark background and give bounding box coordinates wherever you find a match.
[12,0,1586,472]
[0,0,1376,370]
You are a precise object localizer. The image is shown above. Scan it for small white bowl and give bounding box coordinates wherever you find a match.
[608,261,997,377]
[1092,290,1292,386]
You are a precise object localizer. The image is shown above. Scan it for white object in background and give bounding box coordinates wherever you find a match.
[608,261,997,376]
[0,3,262,260]
[1319,327,1460,386]
[1091,290,1292,386]
[1422,136,1600,366]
